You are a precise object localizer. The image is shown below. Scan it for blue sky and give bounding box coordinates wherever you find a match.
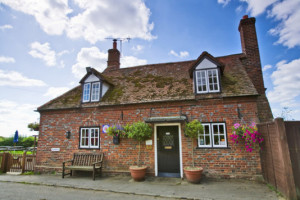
[0,0,299,137]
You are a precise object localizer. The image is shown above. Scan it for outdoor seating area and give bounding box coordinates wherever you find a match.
[62,152,104,180]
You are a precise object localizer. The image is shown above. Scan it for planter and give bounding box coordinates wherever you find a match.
[113,135,119,145]
[129,166,147,181]
[184,166,203,184]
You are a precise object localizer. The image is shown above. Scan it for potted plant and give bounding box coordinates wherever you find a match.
[107,125,124,145]
[184,119,204,183]
[126,121,153,181]
[28,122,39,131]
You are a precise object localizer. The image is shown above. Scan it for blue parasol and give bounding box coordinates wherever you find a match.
[13,130,19,144]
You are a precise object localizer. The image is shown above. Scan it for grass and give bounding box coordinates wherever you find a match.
[22,171,35,175]
[267,184,284,197]
[0,150,34,155]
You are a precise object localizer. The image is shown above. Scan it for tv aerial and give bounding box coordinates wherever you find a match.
[105,37,131,55]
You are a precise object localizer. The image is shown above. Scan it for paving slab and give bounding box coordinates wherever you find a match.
[0,174,279,200]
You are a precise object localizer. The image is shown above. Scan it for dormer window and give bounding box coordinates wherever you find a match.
[80,67,112,103]
[190,53,222,94]
[195,69,220,93]
[82,81,101,103]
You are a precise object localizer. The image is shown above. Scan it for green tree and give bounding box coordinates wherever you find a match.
[185,120,203,167]
[126,122,152,166]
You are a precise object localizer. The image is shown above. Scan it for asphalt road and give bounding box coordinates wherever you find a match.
[0,182,170,200]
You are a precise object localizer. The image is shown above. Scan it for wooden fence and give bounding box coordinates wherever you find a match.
[0,152,36,173]
[258,118,300,200]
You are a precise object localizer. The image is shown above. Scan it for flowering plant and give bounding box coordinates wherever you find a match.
[230,122,263,152]
[107,125,126,138]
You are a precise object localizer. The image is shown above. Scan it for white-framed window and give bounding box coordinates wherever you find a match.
[82,81,101,103]
[195,69,220,93]
[198,123,227,148]
[80,127,100,149]
[91,82,100,102]
[83,83,91,102]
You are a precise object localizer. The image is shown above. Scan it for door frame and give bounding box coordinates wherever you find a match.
[154,123,183,178]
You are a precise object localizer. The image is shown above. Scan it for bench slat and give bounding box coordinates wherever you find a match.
[62,152,103,180]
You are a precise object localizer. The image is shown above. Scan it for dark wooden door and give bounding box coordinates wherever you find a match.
[157,126,180,177]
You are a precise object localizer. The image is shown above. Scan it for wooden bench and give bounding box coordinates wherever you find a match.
[62,153,103,180]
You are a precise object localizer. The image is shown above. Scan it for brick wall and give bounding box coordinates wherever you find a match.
[36,97,262,179]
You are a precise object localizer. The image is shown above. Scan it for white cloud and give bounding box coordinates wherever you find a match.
[0,100,39,137]
[121,56,147,67]
[240,0,300,48]
[268,0,300,48]
[72,46,108,78]
[0,0,71,35]
[29,42,57,66]
[57,50,70,57]
[44,87,69,98]
[72,46,147,78]
[132,45,144,52]
[218,0,231,6]
[262,64,272,71]
[241,0,278,16]
[267,58,300,107]
[0,0,155,44]
[169,50,189,58]
[0,69,47,87]
[0,56,15,63]
[0,24,13,30]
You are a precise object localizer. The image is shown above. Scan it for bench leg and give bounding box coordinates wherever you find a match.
[62,165,65,179]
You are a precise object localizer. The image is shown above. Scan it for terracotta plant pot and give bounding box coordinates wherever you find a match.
[129,166,147,181]
[184,166,203,184]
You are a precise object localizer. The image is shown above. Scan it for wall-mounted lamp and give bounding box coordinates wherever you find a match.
[237,107,243,119]
[65,131,71,139]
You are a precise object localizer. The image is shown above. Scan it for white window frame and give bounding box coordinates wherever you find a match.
[198,123,227,148]
[198,123,211,147]
[91,82,100,102]
[80,127,100,149]
[195,69,220,94]
[83,83,91,102]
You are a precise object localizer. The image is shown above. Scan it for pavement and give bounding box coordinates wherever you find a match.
[0,173,280,200]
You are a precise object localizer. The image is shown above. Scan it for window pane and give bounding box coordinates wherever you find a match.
[214,135,219,145]
[91,82,100,101]
[219,125,224,134]
[196,71,207,92]
[205,136,211,145]
[199,136,205,145]
[83,83,91,102]
[213,125,218,135]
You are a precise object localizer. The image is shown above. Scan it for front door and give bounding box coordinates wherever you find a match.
[157,126,180,177]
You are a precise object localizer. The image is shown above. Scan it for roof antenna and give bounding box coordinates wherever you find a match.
[105,37,131,56]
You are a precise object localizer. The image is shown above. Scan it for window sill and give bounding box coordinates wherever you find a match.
[196,147,231,149]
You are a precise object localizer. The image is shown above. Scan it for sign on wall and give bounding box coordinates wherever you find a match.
[102,125,109,133]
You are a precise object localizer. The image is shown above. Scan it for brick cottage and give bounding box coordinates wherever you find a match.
[36,16,273,179]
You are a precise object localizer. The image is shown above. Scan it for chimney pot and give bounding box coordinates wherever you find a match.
[113,39,117,49]
[243,15,248,19]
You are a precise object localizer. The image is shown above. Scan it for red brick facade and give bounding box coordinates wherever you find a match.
[36,97,262,178]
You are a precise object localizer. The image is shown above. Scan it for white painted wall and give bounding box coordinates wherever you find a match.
[195,58,217,69]
[84,74,99,83]
[102,82,109,97]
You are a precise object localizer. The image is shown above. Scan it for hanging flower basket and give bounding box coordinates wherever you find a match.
[113,135,120,145]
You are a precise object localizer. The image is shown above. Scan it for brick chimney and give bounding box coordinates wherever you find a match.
[107,39,120,70]
[239,15,265,94]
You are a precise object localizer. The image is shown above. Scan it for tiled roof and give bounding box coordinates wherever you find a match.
[38,53,258,111]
